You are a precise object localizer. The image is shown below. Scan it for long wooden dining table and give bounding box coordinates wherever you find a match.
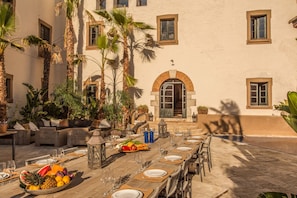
[0,132,205,198]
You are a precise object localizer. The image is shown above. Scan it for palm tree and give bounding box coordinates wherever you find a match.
[0,3,24,122]
[96,33,119,119]
[74,33,119,119]
[55,0,79,88]
[23,35,62,102]
[94,8,154,92]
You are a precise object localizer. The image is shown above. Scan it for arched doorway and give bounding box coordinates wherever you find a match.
[160,79,186,118]
[151,70,196,121]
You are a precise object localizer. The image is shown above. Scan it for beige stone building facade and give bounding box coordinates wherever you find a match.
[4,0,297,136]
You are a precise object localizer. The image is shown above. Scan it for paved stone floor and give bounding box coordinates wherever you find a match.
[192,137,297,198]
[1,136,297,197]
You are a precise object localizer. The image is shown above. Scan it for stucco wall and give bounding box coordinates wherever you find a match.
[79,0,297,120]
[197,114,297,137]
[5,0,66,119]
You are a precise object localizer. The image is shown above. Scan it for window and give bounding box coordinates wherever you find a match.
[247,10,271,44]
[86,21,103,50]
[96,0,106,10]
[137,0,147,6]
[39,19,52,57]
[86,84,98,104]
[157,14,178,45]
[5,74,13,103]
[246,78,272,109]
[115,0,128,8]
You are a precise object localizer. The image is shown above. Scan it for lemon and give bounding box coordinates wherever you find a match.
[56,180,65,187]
[55,175,63,182]
[29,185,40,190]
[62,175,70,184]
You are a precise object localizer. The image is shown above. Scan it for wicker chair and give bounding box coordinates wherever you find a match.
[35,127,69,147]
[67,127,92,147]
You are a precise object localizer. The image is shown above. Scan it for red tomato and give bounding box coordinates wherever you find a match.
[131,145,137,151]
[122,145,130,151]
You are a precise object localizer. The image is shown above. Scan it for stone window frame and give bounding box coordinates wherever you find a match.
[86,21,104,50]
[157,14,179,45]
[38,19,52,57]
[246,78,272,109]
[246,10,272,45]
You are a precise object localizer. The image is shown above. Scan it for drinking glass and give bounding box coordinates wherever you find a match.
[58,148,64,159]
[134,153,143,172]
[159,143,166,157]
[170,134,177,147]
[6,160,16,174]
[0,162,6,172]
[100,168,111,197]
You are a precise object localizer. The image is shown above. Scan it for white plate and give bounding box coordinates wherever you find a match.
[112,189,143,198]
[74,149,87,155]
[187,139,199,143]
[176,146,192,151]
[143,169,167,178]
[0,172,10,180]
[116,138,128,142]
[130,134,140,138]
[164,155,182,161]
[35,158,56,165]
[191,135,203,139]
[175,133,183,137]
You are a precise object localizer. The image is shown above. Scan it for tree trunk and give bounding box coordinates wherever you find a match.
[0,54,7,121]
[65,18,75,85]
[122,35,129,92]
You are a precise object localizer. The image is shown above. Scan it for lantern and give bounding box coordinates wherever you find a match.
[158,119,168,138]
[192,112,197,122]
[87,130,106,169]
[148,112,154,121]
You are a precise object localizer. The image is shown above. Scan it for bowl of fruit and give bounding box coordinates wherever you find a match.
[19,164,74,195]
[118,139,150,152]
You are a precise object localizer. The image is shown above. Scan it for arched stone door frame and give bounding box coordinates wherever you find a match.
[150,70,196,122]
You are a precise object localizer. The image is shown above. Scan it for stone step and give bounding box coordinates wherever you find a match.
[147,120,201,132]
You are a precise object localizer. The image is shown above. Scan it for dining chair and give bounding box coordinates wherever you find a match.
[202,133,212,170]
[25,154,51,166]
[190,142,206,182]
[164,165,182,198]
[178,155,193,198]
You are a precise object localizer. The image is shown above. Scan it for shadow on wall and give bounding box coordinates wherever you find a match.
[204,99,243,141]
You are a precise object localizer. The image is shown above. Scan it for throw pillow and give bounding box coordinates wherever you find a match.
[50,119,61,127]
[14,122,26,130]
[29,122,39,131]
[41,118,51,127]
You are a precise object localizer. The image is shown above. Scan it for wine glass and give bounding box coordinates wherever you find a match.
[0,162,6,173]
[101,167,115,197]
[6,160,16,175]
[134,153,143,172]
[159,142,166,158]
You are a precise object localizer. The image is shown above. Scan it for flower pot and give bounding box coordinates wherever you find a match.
[0,123,8,133]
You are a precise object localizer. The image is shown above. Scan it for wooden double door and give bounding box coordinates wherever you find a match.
[160,79,186,118]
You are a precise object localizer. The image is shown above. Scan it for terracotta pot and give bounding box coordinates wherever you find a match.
[0,123,8,133]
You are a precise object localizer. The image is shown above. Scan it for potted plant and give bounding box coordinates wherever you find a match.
[137,105,149,114]
[197,106,208,114]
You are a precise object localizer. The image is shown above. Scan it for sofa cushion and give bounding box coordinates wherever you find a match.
[42,119,51,127]
[14,122,25,130]
[50,119,61,127]
[29,121,39,131]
